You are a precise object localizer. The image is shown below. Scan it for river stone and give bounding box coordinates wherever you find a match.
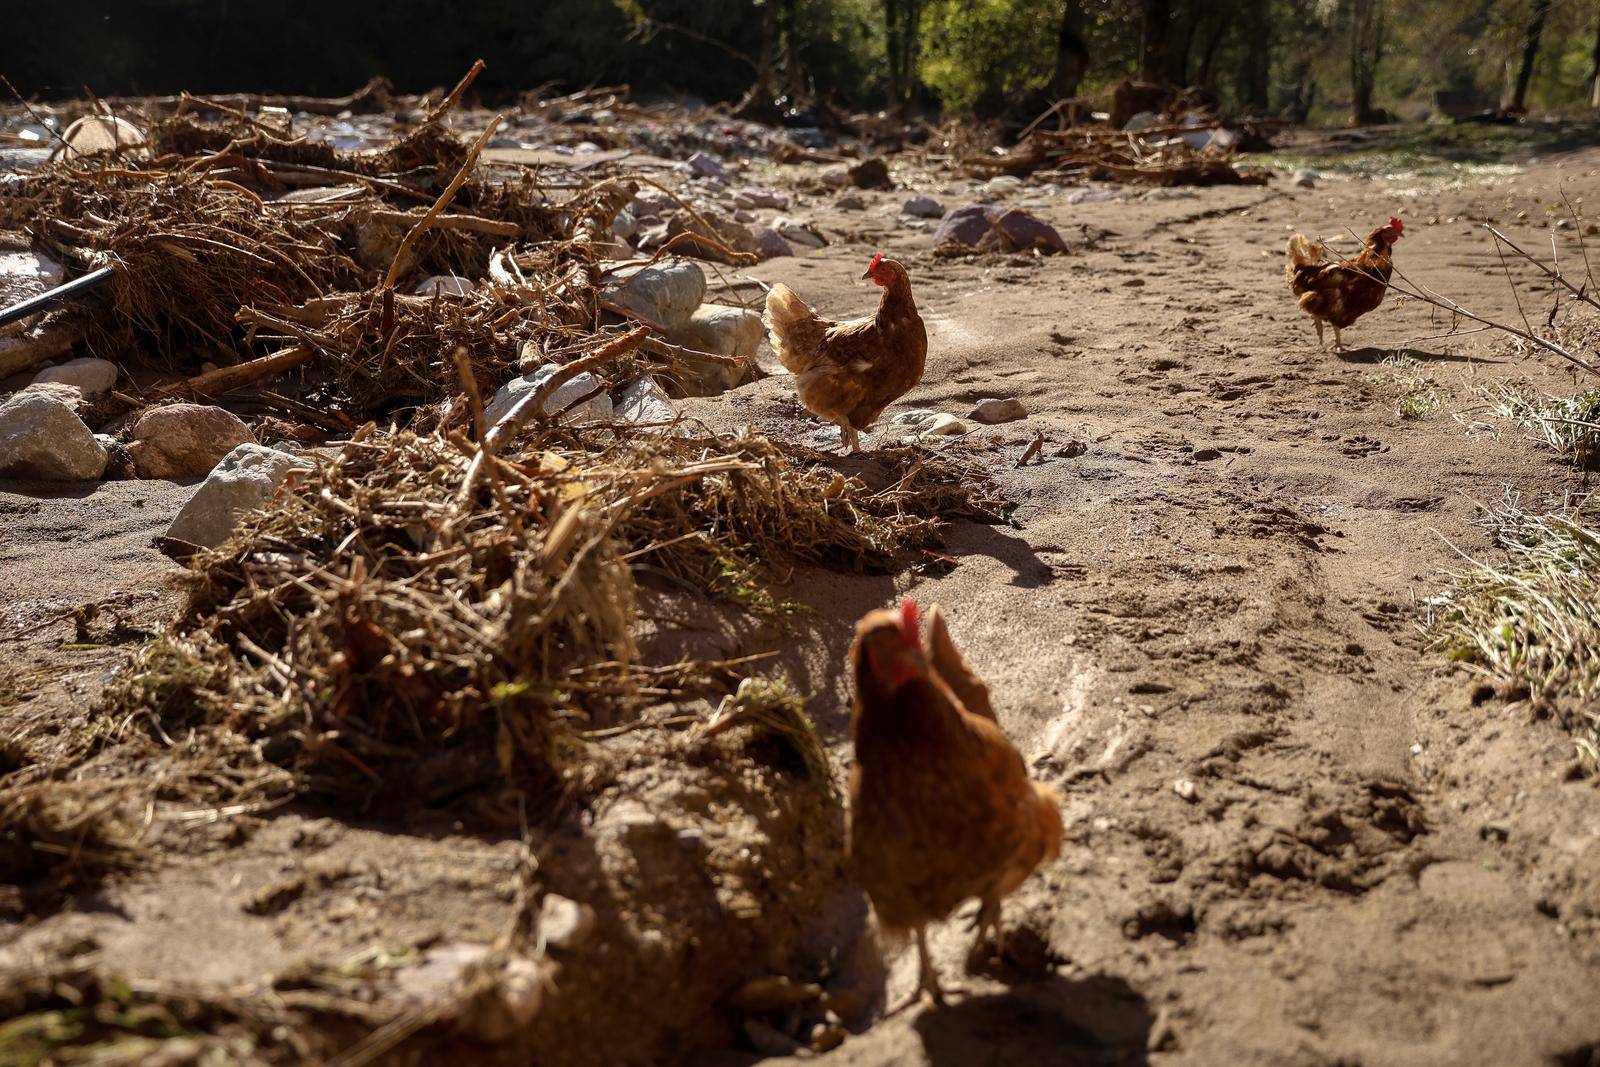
[969,397,1028,423]
[32,357,118,395]
[0,391,107,480]
[668,305,762,395]
[751,226,793,260]
[484,364,613,427]
[166,444,306,548]
[614,376,680,427]
[127,403,257,480]
[901,195,943,218]
[601,258,706,329]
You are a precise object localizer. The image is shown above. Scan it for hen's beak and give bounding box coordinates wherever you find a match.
[861,268,874,281]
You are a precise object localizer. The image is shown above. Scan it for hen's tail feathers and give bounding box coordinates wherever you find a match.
[1285,233,1327,294]
[764,283,827,373]
[1033,782,1064,862]
[927,604,996,722]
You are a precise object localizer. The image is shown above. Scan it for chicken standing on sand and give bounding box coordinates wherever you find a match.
[848,599,1063,1013]
[763,253,927,452]
[1285,216,1405,352]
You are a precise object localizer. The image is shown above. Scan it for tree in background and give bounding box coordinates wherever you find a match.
[1347,0,1388,124]
[1503,0,1553,112]
[883,0,924,115]
[1052,1,1093,100]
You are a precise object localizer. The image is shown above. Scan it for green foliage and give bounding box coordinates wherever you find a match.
[919,0,1058,112]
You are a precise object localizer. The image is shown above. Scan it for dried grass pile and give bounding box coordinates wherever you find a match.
[102,415,1000,818]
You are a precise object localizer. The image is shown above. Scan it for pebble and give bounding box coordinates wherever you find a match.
[890,409,968,437]
[31,357,118,396]
[968,397,1027,424]
[772,217,825,248]
[413,274,475,298]
[537,894,596,953]
[1293,168,1319,188]
[686,151,727,182]
[1173,779,1198,802]
[165,444,305,548]
[835,193,866,211]
[901,195,943,218]
[127,403,256,480]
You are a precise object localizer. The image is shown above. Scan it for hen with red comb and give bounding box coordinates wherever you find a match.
[848,600,1062,1012]
[1285,216,1405,352]
[762,253,927,452]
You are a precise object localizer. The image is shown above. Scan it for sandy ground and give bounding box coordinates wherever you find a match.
[5,139,1600,1065]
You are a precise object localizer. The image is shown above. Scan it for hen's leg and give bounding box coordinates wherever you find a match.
[1314,319,1326,351]
[886,926,957,1016]
[966,896,1005,967]
[842,423,861,453]
[1332,325,1346,353]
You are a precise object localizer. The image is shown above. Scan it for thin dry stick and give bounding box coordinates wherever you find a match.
[381,115,504,292]
[425,59,486,125]
[1484,223,1600,316]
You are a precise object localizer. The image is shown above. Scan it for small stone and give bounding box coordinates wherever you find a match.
[836,193,866,211]
[484,364,613,426]
[1173,779,1198,802]
[968,397,1027,424]
[1067,188,1122,205]
[537,894,595,953]
[614,375,680,427]
[1191,447,1221,461]
[0,391,107,480]
[165,444,305,548]
[664,208,761,265]
[1293,168,1319,188]
[848,157,892,190]
[773,217,826,248]
[414,274,475,298]
[751,226,793,260]
[610,209,638,240]
[890,409,968,437]
[32,357,118,396]
[58,115,146,160]
[734,186,788,210]
[687,151,728,182]
[127,403,256,480]
[818,163,851,188]
[901,195,943,218]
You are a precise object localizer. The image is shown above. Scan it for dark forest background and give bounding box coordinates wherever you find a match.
[9,1,1600,124]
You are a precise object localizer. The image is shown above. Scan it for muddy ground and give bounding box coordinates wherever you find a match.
[5,128,1600,1065]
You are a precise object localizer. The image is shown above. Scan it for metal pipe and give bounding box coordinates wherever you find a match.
[0,266,117,329]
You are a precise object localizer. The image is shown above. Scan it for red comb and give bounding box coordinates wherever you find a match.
[1388,216,1404,233]
[868,252,884,272]
[899,598,921,645]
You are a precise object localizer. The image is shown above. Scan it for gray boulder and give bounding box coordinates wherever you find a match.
[32,357,118,395]
[901,195,943,218]
[166,444,305,548]
[127,403,256,480]
[0,391,107,480]
[667,305,762,395]
[600,258,707,329]
[484,364,614,427]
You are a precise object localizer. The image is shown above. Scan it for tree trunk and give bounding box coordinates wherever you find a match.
[1348,0,1386,126]
[1195,13,1230,89]
[1050,0,1091,100]
[1502,0,1553,113]
[1591,6,1600,109]
[1140,0,1173,82]
[882,0,921,117]
[1241,0,1271,109]
[1168,3,1201,85]
[733,0,779,118]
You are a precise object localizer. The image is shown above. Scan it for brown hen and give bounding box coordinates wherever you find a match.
[763,253,926,452]
[848,599,1062,1011]
[1286,215,1404,351]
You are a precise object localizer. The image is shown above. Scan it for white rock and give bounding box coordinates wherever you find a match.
[610,209,638,240]
[968,397,1028,424]
[31,357,118,396]
[0,391,108,480]
[1067,188,1122,205]
[1173,779,1198,802]
[772,217,825,249]
[414,274,475,298]
[982,175,1023,195]
[818,163,851,188]
[1142,189,1197,201]
[901,195,943,218]
[890,409,968,437]
[614,376,680,427]
[600,258,707,329]
[165,444,305,548]
[484,365,613,427]
[19,381,88,413]
[538,894,596,952]
[56,115,146,160]
[667,305,762,395]
[1123,111,1161,131]
[0,247,65,310]
[1294,168,1319,188]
